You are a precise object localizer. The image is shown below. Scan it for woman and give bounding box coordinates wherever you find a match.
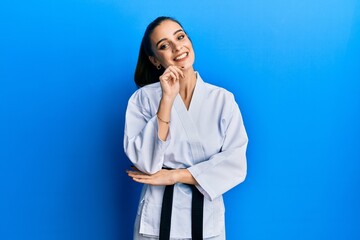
[124,16,248,240]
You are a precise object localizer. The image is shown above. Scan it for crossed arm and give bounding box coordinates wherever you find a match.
[127,167,197,186]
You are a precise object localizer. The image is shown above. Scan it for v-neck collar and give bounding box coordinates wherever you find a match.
[174,72,206,124]
[173,72,207,164]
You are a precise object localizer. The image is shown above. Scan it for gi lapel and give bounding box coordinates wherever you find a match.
[173,73,207,165]
[188,73,206,125]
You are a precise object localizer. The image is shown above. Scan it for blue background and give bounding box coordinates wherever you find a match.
[1,0,359,239]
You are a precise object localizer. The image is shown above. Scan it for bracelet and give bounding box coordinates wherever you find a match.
[156,113,170,124]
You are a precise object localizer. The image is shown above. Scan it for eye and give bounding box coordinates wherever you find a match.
[159,43,169,50]
[177,34,185,40]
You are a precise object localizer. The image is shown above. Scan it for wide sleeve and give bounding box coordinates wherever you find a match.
[188,96,248,201]
[123,90,170,174]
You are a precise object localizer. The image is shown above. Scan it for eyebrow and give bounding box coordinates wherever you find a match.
[156,29,184,48]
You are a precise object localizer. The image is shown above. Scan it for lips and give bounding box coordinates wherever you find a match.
[174,52,188,61]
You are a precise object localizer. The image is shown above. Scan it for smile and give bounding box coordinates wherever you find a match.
[174,52,188,61]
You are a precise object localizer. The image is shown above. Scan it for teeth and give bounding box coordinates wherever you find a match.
[175,53,187,60]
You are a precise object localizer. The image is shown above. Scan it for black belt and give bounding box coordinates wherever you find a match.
[159,182,204,240]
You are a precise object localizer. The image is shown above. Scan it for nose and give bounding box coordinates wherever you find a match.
[172,42,182,52]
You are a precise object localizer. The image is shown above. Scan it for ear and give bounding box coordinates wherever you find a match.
[148,56,159,67]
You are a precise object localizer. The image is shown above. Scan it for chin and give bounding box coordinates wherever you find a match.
[181,58,195,70]
[181,65,195,72]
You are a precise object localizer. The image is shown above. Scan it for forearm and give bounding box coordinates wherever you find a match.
[124,108,170,174]
[174,169,198,185]
[127,168,198,186]
[157,96,174,141]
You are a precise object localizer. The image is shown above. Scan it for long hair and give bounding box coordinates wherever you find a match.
[134,16,184,88]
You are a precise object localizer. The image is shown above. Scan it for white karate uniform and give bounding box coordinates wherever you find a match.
[124,72,248,239]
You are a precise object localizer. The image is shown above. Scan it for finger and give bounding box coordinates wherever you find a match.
[129,174,154,182]
[127,171,149,177]
[126,170,142,174]
[159,71,176,83]
[167,72,177,82]
[167,66,180,80]
[132,177,154,185]
[160,71,176,82]
[130,166,139,171]
[172,66,185,78]
[131,177,145,183]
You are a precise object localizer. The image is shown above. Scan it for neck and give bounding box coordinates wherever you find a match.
[179,68,197,109]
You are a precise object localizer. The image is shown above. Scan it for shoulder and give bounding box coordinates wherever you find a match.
[128,82,162,107]
[204,82,234,98]
[198,74,235,104]
[197,73,238,117]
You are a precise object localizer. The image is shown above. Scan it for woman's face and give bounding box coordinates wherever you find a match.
[149,20,195,70]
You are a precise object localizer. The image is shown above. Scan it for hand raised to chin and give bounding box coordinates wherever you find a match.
[159,65,184,100]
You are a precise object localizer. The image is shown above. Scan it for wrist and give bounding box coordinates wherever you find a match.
[161,94,176,104]
[171,169,180,184]
[157,97,174,120]
[173,169,193,184]
[172,169,182,184]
